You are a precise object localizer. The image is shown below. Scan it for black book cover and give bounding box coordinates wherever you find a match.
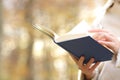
[56,36,113,64]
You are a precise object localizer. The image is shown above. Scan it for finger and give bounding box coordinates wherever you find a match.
[78,56,85,68]
[98,40,112,46]
[90,62,100,71]
[93,32,114,41]
[88,29,108,33]
[98,40,114,51]
[93,33,106,41]
[86,58,95,68]
[92,33,106,42]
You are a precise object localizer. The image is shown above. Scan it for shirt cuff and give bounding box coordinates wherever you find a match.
[91,69,99,80]
[116,48,120,68]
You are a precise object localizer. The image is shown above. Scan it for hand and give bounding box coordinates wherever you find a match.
[70,54,100,80]
[89,29,120,54]
[78,56,100,79]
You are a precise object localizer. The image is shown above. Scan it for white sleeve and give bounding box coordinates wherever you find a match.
[91,69,99,80]
[116,48,120,68]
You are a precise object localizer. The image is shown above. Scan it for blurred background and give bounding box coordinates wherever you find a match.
[0,0,120,80]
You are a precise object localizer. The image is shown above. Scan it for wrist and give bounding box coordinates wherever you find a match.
[83,73,94,80]
[84,75,92,80]
[83,70,96,80]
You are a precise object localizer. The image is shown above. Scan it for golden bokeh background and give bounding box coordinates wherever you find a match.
[0,0,120,80]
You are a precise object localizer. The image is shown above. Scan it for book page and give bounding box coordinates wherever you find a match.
[55,33,88,42]
[67,20,91,34]
[55,20,92,42]
[33,24,59,40]
[33,21,94,43]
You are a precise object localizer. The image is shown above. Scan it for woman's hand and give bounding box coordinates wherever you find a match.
[89,29,120,54]
[78,56,100,79]
[70,54,100,80]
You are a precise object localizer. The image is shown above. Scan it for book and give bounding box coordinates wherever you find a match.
[32,21,113,64]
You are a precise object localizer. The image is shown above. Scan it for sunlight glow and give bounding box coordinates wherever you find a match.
[53,59,67,72]
[51,47,67,58]
[32,39,44,59]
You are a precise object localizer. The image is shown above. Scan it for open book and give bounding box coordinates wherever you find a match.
[33,21,113,64]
